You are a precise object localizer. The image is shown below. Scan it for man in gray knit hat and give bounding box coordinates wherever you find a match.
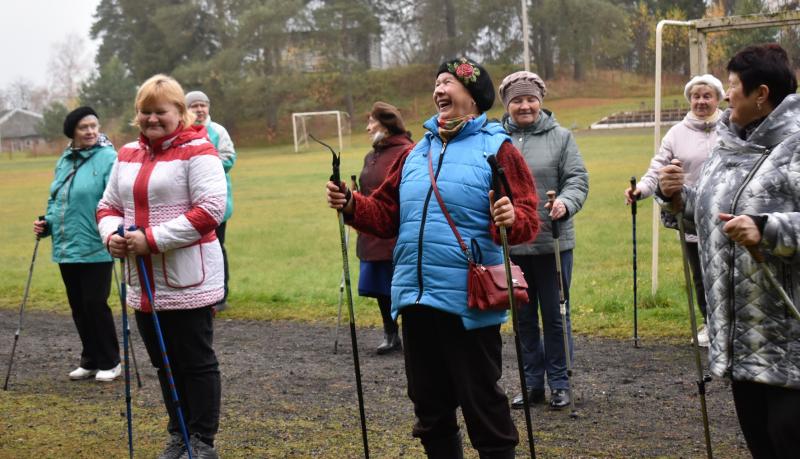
[186,90,237,313]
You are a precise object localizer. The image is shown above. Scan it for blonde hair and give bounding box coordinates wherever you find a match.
[131,74,195,129]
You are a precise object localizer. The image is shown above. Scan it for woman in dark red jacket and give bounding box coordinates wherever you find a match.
[357,102,414,354]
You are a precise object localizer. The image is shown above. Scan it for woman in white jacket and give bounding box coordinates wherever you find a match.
[624,74,724,347]
[98,74,226,459]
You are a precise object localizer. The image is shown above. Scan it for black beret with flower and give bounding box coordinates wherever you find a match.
[437,57,495,113]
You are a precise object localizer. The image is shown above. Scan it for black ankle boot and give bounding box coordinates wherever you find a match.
[423,432,463,459]
[376,331,401,354]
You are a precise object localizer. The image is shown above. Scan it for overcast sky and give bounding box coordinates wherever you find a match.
[0,0,101,88]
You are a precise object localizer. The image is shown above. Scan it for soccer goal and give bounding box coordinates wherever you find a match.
[292,111,351,153]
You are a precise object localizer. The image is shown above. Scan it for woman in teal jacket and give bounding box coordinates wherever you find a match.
[33,106,120,382]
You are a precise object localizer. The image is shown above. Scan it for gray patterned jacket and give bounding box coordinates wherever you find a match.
[666,94,800,389]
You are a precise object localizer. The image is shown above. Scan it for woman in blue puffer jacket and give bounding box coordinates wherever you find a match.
[33,106,120,382]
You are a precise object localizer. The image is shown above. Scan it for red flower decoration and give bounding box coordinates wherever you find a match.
[455,63,474,79]
[447,58,480,84]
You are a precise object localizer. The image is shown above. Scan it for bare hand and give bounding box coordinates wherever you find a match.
[326,181,354,215]
[624,187,641,205]
[720,213,761,247]
[545,197,567,220]
[108,234,128,258]
[33,219,47,236]
[658,159,684,198]
[125,230,151,256]
[489,191,515,227]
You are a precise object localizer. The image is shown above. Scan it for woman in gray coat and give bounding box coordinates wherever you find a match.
[498,71,589,410]
[659,44,800,458]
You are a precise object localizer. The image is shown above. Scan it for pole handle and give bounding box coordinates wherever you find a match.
[547,190,560,238]
[747,245,765,263]
[486,155,514,203]
[35,215,45,240]
[629,176,637,215]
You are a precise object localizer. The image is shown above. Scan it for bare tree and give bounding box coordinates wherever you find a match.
[47,33,94,103]
[6,79,34,110]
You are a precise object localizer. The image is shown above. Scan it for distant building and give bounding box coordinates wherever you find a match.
[0,108,50,154]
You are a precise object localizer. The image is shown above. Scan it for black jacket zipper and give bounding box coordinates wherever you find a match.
[415,142,448,304]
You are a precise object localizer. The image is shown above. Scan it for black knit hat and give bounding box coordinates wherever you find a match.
[437,57,495,113]
[63,106,99,139]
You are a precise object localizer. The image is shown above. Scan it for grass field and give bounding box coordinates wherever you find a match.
[0,96,694,341]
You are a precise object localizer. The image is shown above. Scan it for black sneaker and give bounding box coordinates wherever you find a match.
[179,434,218,459]
[157,433,185,459]
[549,389,570,410]
[510,388,546,409]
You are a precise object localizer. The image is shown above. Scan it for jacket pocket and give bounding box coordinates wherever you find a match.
[162,244,205,288]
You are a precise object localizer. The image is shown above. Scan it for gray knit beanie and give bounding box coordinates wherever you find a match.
[498,71,547,110]
[185,90,210,106]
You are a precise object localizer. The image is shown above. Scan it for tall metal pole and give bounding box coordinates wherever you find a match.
[521,0,531,71]
[652,19,692,294]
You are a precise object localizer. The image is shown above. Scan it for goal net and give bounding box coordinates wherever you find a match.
[292,111,351,153]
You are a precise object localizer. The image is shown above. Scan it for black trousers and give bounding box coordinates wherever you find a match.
[377,295,398,334]
[401,306,519,455]
[59,262,119,370]
[136,306,221,445]
[685,241,708,321]
[215,222,229,303]
[731,380,800,459]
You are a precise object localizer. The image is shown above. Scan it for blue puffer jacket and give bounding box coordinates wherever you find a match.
[392,113,510,330]
[42,136,116,263]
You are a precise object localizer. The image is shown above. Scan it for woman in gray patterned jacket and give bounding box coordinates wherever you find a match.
[659,44,800,458]
[498,71,589,411]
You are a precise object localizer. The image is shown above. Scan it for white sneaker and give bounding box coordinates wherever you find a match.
[95,364,122,382]
[69,367,98,380]
[696,325,710,348]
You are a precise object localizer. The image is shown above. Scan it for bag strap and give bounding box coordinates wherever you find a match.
[427,148,474,263]
[50,153,89,201]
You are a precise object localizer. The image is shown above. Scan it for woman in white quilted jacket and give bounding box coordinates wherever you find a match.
[98,74,226,459]
[625,74,725,347]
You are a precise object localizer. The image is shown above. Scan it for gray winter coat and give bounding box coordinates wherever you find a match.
[503,110,588,255]
[665,94,800,389]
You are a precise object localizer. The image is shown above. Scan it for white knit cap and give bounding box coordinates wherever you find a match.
[185,90,210,106]
[684,74,724,102]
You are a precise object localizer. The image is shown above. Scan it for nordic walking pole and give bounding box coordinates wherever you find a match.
[3,215,44,391]
[547,191,578,419]
[676,213,713,458]
[115,227,135,459]
[487,156,536,459]
[630,177,640,348]
[744,246,800,321]
[133,230,193,459]
[314,134,369,458]
[112,246,142,388]
[332,176,357,354]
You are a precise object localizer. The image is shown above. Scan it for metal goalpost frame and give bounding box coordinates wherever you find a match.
[292,110,348,153]
[651,11,800,294]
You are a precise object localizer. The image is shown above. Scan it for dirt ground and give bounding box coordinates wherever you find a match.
[0,309,750,458]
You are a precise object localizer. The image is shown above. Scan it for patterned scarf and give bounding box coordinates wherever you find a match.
[437,115,474,142]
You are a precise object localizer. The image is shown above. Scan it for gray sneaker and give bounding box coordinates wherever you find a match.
[157,433,186,459]
[179,434,219,459]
